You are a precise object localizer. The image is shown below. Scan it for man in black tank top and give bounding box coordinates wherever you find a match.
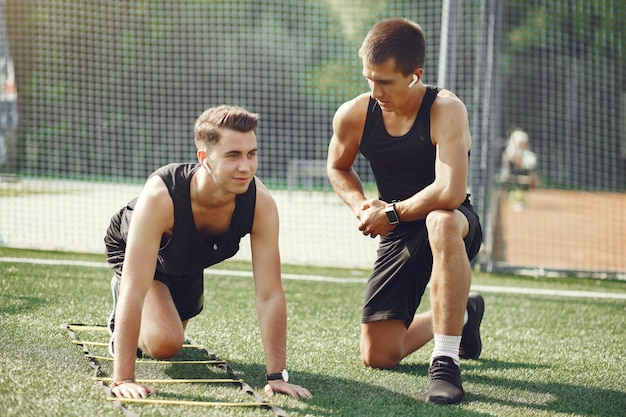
[327,18,483,405]
[104,105,311,400]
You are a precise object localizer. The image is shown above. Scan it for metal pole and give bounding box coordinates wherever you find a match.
[470,0,502,270]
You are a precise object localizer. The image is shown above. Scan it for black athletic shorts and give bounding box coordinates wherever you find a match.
[153,270,204,322]
[106,200,204,322]
[111,270,204,322]
[361,203,482,327]
[109,271,204,321]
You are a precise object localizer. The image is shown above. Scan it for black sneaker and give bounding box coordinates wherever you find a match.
[108,276,119,336]
[459,292,484,360]
[427,356,465,405]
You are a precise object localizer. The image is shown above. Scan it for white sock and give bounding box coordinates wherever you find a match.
[431,334,462,366]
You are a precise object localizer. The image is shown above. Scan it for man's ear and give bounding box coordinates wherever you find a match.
[408,68,424,88]
[197,149,210,171]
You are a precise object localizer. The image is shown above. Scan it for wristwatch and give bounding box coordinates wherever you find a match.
[266,369,289,382]
[385,203,399,224]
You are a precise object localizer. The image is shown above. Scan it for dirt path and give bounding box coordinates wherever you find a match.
[493,189,625,273]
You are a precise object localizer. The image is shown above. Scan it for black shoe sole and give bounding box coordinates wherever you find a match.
[427,395,465,405]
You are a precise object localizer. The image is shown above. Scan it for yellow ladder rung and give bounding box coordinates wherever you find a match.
[72,340,108,347]
[96,377,243,384]
[72,340,205,349]
[66,324,109,332]
[107,397,270,407]
[86,355,225,365]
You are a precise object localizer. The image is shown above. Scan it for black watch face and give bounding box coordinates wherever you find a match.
[386,210,399,223]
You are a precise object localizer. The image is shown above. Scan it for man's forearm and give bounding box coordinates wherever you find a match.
[256,295,287,373]
[112,298,142,381]
[327,168,367,216]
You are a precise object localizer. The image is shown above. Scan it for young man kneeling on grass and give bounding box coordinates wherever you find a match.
[327,18,484,405]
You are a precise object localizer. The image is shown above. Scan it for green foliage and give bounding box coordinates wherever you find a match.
[6,0,625,187]
[499,0,626,189]
[504,1,625,58]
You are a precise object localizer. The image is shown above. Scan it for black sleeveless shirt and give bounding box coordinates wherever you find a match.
[360,86,440,203]
[105,163,256,277]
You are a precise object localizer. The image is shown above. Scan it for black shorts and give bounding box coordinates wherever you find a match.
[111,270,204,322]
[106,200,204,322]
[361,203,482,327]
[153,270,205,322]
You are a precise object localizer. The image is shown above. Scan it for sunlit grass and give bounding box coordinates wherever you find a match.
[1,248,625,416]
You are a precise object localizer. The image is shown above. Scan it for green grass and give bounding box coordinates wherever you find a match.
[1,247,625,417]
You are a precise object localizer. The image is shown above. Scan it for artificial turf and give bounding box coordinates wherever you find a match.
[1,247,625,416]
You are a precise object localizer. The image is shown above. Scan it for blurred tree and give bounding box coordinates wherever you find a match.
[500,0,625,188]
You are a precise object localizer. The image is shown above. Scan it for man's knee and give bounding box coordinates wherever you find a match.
[361,347,402,369]
[426,210,456,234]
[425,210,468,247]
[141,330,185,359]
[360,322,405,369]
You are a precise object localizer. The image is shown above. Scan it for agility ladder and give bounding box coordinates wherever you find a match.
[63,323,288,416]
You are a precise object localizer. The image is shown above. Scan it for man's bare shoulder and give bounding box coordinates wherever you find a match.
[141,174,171,198]
[334,93,370,123]
[439,87,469,108]
[252,177,277,211]
[333,92,371,141]
[432,89,469,122]
[434,88,467,107]
[136,175,175,217]
[432,88,471,148]
[250,177,279,236]
[127,174,175,237]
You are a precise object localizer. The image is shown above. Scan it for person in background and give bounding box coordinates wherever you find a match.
[327,18,484,405]
[500,128,538,211]
[104,105,312,400]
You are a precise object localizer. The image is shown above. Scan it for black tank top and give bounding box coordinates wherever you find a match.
[106,163,256,277]
[360,86,440,202]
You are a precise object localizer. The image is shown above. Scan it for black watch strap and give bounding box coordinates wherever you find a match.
[266,369,289,382]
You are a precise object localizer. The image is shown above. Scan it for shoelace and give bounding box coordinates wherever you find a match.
[429,358,461,384]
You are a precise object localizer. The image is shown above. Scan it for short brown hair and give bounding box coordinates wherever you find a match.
[358,18,426,76]
[194,105,259,149]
